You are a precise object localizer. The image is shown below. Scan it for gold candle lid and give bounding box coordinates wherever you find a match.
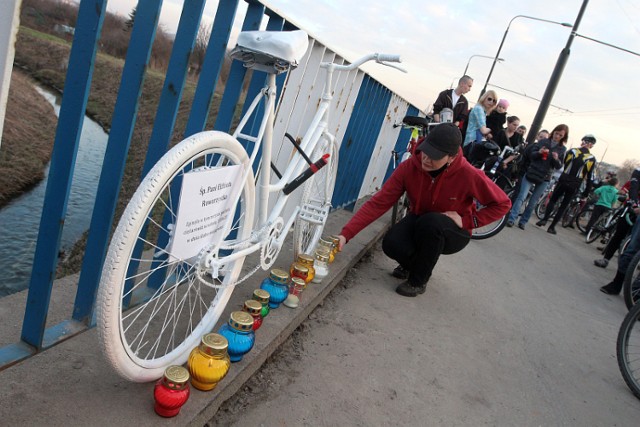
[292,263,309,274]
[243,299,262,316]
[314,249,330,262]
[200,333,228,355]
[270,268,289,284]
[319,236,334,247]
[229,311,254,331]
[329,235,341,245]
[163,365,190,389]
[252,289,270,304]
[296,253,314,265]
[291,277,306,288]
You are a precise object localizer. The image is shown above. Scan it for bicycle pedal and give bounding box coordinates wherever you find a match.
[299,202,330,225]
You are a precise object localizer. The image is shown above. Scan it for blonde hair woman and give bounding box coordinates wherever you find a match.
[463,90,498,148]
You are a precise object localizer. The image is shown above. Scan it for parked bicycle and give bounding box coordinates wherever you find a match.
[616,288,640,399]
[390,115,431,224]
[96,30,404,382]
[586,200,636,244]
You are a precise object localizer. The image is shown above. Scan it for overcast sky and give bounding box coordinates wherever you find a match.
[105,0,640,167]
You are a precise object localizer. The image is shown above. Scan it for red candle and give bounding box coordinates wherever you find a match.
[243,299,263,330]
[153,366,190,417]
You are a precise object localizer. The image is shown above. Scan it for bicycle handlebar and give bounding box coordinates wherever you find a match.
[376,54,401,63]
[322,53,406,73]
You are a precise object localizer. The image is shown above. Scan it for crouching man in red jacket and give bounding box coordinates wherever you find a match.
[337,123,511,297]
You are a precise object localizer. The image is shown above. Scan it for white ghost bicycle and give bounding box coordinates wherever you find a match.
[96,30,404,382]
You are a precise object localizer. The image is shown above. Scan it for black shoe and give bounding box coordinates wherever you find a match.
[547,227,557,235]
[600,282,620,295]
[506,221,514,228]
[517,223,525,230]
[536,220,547,227]
[391,265,410,280]
[395,281,426,297]
[594,258,609,268]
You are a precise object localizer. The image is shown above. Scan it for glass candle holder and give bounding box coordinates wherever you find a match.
[291,254,315,283]
[312,249,330,283]
[318,236,335,263]
[242,299,263,330]
[252,289,270,318]
[154,365,190,417]
[290,263,309,284]
[283,277,306,308]
[187,333,230,391]
[260,269,290,308]
[218,311,255,362]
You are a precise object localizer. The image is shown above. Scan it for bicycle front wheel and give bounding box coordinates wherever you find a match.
[617,302,640,400]
[623,250,640,310]
[293,137,338,258]
[97,131,255,382]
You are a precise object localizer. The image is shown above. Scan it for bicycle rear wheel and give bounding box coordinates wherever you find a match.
[586,216,606,244]
[561,203,579,228]
[576,207,593,233]
[471,201,507,240]
[293,137,338,258]
[391,193,409,225]
[623,250,640,310]
[97,131,255,382]
[617,301,640,400]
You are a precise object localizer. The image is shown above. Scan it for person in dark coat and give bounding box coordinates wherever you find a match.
[506,124,569,230]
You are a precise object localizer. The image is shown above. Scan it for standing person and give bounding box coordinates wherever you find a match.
[336,124,511,297]
[463,90,499,155]
[536,134,597,234]
[493,115,523,151]
[486,98,509,139]
[599,203,640,295]
[594,168,640,269]
[506,124,568,229]
[516,124,527,137]
[585,177,619,234]
[432,75,473,128]
[509,129,549,202]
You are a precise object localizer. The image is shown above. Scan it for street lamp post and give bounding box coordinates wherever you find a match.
[463,54,504,78]
[526,0,590,144]
[480,15,573,99]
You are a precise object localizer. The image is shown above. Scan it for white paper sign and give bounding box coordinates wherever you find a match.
[169,164,244,261]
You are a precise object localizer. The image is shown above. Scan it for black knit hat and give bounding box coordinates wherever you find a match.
[416,123,462,160]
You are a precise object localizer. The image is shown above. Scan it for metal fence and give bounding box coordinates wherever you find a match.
[0,0,418,370]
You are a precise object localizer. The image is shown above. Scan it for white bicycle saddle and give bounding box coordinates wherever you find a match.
[231,30,309,73]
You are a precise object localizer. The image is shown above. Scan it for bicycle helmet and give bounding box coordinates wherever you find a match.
[582,134,596,144]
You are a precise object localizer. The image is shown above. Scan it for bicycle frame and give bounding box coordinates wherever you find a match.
[206,54,388,271]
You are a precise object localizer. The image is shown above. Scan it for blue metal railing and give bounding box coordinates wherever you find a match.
[0,0,417,370]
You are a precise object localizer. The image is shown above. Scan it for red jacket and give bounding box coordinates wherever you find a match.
[340,148,512,241]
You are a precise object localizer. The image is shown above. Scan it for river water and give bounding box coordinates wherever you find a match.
[0,85,108,296]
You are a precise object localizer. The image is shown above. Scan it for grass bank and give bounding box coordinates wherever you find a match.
[5,26,224,277]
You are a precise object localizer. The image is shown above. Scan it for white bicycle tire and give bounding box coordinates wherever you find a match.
[293,137,339,258]
[97,131,255,382]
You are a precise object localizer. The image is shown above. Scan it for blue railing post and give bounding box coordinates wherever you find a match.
[21,0,109,348]
[72,0,164,323]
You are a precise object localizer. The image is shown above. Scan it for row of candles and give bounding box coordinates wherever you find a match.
[153,235,341,417]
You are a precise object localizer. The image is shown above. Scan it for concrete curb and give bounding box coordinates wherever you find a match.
[0,205,388,426]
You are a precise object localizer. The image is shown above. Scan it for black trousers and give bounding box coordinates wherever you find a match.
[602,215,633,260]
[382,212,470,286]
[542,179,580,227]
[585,205,610,233]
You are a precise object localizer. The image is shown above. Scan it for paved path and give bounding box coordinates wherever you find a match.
[212,222,640,426]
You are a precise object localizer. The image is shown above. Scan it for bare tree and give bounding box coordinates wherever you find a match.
[190,22,212,75]
[617,159,640,186]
